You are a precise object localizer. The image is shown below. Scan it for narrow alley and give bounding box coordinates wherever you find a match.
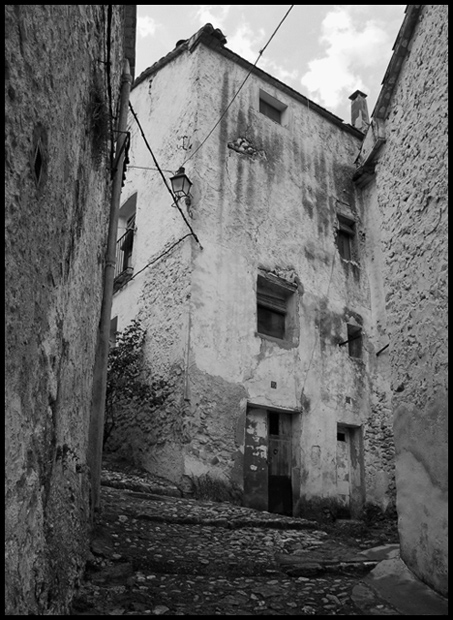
[70,456,407,616]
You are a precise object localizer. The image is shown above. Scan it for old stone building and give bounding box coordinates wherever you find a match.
[108,23,396,520]
[354,5,448,597]
[5,5,135,615]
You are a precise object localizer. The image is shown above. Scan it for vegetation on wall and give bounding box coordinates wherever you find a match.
[104,320,169,446]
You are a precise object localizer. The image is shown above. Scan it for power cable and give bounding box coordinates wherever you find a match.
[181,4,295,167]
[129,234,193,282]
[128,101,203,249]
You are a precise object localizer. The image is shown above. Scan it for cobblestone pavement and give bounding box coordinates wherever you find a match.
[70,460,401,616]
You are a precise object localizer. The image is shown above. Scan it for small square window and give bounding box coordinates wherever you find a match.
[347,324,362,359]
[256,273,296,342]
[259,90,287,125]
[259,99,282,124]
[336,214,356,261]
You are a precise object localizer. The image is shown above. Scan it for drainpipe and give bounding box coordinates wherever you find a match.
[88,58,132,515]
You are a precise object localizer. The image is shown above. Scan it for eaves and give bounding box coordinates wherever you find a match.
[132,23,363,140]
[353,5,423,187]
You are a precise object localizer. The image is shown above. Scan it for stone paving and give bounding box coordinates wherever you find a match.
[70,461,402,615]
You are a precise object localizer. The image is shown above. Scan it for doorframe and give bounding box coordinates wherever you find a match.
[336,423,365,518]
[243,402,301,515]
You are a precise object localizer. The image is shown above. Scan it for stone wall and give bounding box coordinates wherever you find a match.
[363,5,448,596]
[5,6,130,614]
[107,241,193,483]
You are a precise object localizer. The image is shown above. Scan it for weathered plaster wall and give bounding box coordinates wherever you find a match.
[109,44,202,482]
[5,6,127,615]
[369,5,448,595]
[185,43,394,511]
[110,32,395,513]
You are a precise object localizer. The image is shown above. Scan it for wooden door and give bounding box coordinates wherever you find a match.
[336,426,351,516]
[243,408,268,511]
[268,412,293,516]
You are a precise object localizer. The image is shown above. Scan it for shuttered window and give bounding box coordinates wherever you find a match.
[257,274,296,341]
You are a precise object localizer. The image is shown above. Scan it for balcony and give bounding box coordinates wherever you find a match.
[113,228,134,292]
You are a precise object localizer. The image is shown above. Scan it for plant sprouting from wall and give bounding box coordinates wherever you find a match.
[88,71,110,168]
[104,320,169,446]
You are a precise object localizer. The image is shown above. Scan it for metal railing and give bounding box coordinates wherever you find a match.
[113,228,134,290]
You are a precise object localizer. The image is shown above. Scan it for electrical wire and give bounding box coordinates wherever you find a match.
[128,101,202,249]
[128,165,174,173]
[180,4,295,167]
[129,234,193,282]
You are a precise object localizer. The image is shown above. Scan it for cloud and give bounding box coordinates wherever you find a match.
[227,23,265,63]
[223,22,299,87]
[300,7,395,111]
[194,5,231,31]
[137,15,158,39]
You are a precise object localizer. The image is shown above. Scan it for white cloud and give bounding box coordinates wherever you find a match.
[137,15,159,39]
[300,7,394,111]
[224,22,298,87]
[227,23,264,63]
[194,5,231,31]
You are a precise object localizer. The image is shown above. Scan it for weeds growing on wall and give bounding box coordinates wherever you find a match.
[104,320,168,446]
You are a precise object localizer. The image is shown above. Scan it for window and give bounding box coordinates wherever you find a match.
[347,324,362,359]
[114,193,137,292]
[121,213,136,271]
[109,316,118,349]
[256,273,297,341]
[259,99,282,124]
[336,214,356,261]
[259,90,287,125]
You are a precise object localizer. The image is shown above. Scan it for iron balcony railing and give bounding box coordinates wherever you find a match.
[113,228,134,291]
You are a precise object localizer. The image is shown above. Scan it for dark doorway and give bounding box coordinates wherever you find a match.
[268,411,293,516]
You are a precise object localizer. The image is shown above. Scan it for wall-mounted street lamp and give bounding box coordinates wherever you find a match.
[170,166,193,204]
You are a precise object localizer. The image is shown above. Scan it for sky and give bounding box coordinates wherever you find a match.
[135,5,406,124]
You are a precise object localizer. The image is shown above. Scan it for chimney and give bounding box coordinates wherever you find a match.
[349,90,369,132]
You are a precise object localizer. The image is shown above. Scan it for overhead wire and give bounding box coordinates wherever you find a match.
[180,4,295,167]
[128,101,203,249]
[129,234,193,282]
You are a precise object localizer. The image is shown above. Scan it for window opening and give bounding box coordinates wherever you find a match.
[336,214,355,261]
[109,316,118,349]
[114,193,137,291]
[257,276,289,340]
[33,143,43,184]
[337,432,346,442]
[269,412,280,436]
[259,90,287,125]
[259,99,282,124]
[347,324,362,358]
